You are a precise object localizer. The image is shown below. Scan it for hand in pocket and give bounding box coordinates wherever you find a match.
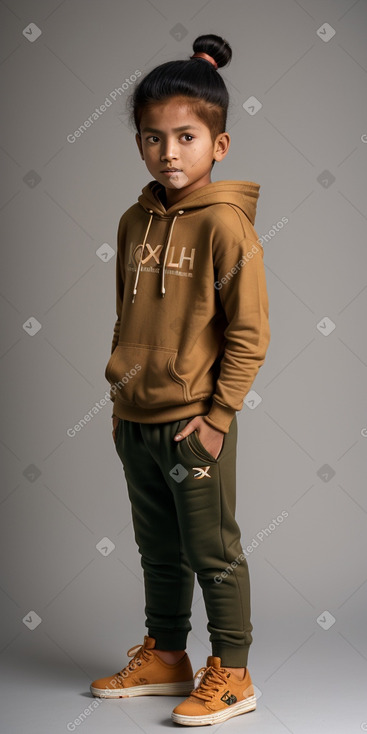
[174,415,224,460]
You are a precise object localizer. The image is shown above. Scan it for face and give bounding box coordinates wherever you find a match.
[136,96,230,206]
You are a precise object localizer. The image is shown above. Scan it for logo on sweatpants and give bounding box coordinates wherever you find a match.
[193,466,211,479]
[221,690,237,705]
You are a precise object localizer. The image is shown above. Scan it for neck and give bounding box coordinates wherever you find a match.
[164,173,212,208]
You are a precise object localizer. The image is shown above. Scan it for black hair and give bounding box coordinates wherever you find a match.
[128,34,232,143]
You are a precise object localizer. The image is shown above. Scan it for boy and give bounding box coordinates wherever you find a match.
[91,35,270,726]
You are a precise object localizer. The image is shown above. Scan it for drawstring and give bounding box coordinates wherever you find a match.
[131,208,184,302]
[160,214,178,298]
[132,210,154,303]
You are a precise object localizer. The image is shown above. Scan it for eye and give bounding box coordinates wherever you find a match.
[182,134,194,141]
[146,135,159,143]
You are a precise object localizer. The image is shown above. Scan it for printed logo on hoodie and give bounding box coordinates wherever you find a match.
[128,241,195,276]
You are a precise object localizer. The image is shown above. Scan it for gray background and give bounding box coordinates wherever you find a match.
[1,1,367,732]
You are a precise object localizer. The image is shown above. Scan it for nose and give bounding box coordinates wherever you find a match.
[160,138,178,162]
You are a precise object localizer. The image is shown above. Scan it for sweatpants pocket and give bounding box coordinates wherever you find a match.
[186,429,223,463]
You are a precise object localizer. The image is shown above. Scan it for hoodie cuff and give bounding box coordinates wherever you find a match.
[202,402,236,434]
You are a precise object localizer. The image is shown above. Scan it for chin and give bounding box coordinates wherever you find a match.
[168,180,188,190]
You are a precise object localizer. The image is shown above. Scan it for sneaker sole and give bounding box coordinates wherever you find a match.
[171,694,256,726]
[90,679,195,698]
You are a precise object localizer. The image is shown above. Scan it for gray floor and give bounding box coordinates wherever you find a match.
[1,567,366,734]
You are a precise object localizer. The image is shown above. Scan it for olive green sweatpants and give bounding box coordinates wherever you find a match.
[114,414,253,667]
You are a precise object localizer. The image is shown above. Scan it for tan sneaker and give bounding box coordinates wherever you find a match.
[90,635,194,698]
[171,655,256,726]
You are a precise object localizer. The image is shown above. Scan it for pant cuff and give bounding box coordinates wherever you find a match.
[211,644,250,668]
[148,628,189,651]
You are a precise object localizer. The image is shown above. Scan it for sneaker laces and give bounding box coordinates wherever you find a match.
[116,642,153,679]
[191,665,229,702]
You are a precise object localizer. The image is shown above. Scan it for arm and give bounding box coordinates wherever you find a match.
[107,216,125,413]
[203,213,271,434]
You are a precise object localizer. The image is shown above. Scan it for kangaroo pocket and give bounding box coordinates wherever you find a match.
[105,342,194,409]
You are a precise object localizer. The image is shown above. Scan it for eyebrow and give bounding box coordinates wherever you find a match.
[141,125,201,133]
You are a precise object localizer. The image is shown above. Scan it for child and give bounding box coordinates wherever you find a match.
[91,34,271,727]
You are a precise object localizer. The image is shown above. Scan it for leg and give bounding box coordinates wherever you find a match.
[165,415,253,669]
[114,418,195,652]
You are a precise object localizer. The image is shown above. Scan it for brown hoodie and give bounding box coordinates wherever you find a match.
[105,179,270,434]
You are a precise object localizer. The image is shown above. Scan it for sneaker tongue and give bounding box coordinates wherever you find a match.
[206,656,222,668]
[144,636,156,649]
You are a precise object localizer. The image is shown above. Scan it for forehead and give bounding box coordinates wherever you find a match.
[140,97,204,129]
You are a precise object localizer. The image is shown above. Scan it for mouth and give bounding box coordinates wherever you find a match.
[161,168,182,173]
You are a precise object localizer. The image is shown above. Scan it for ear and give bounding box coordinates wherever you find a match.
[135,133,144,160]
[213,132,231,163]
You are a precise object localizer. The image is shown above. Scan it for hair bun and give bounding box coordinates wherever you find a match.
[192,34,232,69]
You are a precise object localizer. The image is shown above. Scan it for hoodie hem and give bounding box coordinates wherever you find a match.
[112,398,212,425]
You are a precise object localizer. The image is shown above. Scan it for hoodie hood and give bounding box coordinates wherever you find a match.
[132,180,260,301]
[138,179,260,224]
